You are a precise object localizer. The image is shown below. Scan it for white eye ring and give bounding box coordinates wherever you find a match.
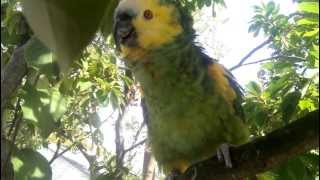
[143,9,153,20]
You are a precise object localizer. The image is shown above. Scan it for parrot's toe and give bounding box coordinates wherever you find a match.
[216,143,236,168]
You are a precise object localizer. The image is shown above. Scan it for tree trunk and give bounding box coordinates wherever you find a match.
[142,141,156,180]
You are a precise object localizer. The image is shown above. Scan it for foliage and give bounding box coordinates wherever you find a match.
[244,0,319,179]
[1,0,318,179]
[11,148,52,180]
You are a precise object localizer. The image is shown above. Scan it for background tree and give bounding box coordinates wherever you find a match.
[1,0,318,180]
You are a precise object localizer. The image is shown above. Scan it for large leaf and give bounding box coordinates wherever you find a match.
[21,82,69,138]
[24,37,59,82]
[273,153,318,180]
[100,0,119,38]
[265,75,292,98]
[298,2,319,14]
[21,0,110,73]
[11,148,52,180]
[280,91,301,124]
[245,81,262,96]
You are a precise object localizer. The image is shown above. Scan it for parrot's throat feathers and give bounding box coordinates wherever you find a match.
[131,37,211,106]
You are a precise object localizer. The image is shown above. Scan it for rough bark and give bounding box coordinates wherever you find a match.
[176,110,319,180]
[1,45,27,121]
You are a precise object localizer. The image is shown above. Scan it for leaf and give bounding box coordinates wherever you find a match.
[299,98,316,111]
[96,174,115,180]
[265,75,292,98]
[24,37,59,82]
[245,81,262,96]
[273,154,316,180]
[76,81,93,92]
[21,0,110,73]
[21,83,69,138]
[280,91,301,124]
[266,1,276,16]
[298,2,319,14]
[100,0,119,38]
[11,148,52,180]
[309,44,319,59]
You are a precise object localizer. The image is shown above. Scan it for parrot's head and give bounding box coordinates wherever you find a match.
[113,0,193,61]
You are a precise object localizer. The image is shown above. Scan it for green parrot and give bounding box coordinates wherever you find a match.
[113,0,249,175]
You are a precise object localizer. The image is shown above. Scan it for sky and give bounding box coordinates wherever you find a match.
[194,0,297,86]
[41,1,298,179]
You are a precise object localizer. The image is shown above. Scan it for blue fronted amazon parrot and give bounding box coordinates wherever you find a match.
[113,0,249,175]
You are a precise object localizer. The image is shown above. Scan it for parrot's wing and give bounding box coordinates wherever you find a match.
[224,70,245,120]
[203,53,245,120]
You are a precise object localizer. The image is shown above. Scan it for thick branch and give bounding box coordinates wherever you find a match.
[177,110,319,180]
[1,44,28,120]
[229,37,273,71]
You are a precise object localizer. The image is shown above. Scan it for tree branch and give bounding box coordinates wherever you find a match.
[1,44,28,121]
[48,140,62,164]
[123,139,147,155]
[233,55,307,68]
[229,37,273,71]
[176,110,319,180]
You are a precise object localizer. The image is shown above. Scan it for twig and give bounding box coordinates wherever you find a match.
[7,98,21,138]
[229,37,273,71]
[1,103,23,178]
[49,140,62,164]
[123,139,147,155]
[100,110,117,125]
[232,55,307,69]
[176,110,319,180]
[132,121,146,146]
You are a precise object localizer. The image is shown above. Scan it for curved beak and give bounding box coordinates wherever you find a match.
[113,12,137,52]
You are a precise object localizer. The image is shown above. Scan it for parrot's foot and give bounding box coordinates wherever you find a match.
[216,143,235,168]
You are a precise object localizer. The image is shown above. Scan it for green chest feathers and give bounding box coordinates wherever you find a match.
[129,44,249,170]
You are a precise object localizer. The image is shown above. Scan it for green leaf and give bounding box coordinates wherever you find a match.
[100,0,119,38]
[298,2,319,14]
[11,148,52,180]
[24,37,59,82]
[21,83,69,138]
[266,1,276,16]
[76,81,93,92]
[265,75,291,98]
[245,81,262,96]
[299,98,316,111]
[21,0,110,73]
[273,154,316,180]
[280,91,301,124]
[310,44,319,59]
[96,174,115,180]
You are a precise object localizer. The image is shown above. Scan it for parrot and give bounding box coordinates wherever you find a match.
[113,0,250,176]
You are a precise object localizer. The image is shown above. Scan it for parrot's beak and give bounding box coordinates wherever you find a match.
[113,11,137,52]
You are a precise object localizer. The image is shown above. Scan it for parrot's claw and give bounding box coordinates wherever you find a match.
[216,143,235,168]
[190,167,198,180]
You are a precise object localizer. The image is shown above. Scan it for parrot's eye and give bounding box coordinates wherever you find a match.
[143,9,153,20]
